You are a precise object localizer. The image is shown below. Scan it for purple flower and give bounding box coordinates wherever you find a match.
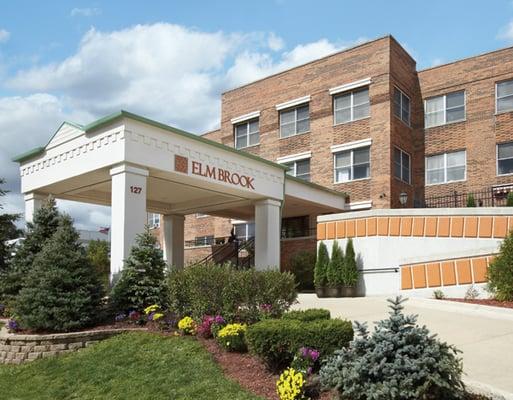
[300,347,309,358]
[128,310,141,321]
[147,312,155,321]
[260,304,272,312]
[213,315,225,324]
[115,313,126,322]
[7,319,18,332]
[307,367,313,375]
[309,349,320,362]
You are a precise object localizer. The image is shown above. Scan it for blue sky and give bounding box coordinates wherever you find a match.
[1,0,513,229]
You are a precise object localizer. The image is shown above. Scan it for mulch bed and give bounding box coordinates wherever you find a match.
[444,298,513,309]
[199,337,333,400]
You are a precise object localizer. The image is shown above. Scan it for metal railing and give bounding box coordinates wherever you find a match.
[423,184,513,208]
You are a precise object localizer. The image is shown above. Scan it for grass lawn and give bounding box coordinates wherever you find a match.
[0,332,264,400]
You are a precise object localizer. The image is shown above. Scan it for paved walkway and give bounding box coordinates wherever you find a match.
[294,294,513,397]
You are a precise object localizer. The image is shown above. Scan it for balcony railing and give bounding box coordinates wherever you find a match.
[423,184,513,208]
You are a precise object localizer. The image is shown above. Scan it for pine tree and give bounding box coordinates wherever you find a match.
[0,196,59,305]
[342,238,359,287]
[506,191,513,207]
[314,241,329,288]
[110,228,169,312]
[0,178,21,272]
[488,230,513,301]
[327,241,344,287]
[466,193,476,207]
[87,239,110,291]
[14,215,103,332]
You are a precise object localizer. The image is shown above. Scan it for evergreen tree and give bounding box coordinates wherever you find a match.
[14,215,103,332]
[110,228,169,312]
[488,230,513,301]
[0,178,21,272]
[87,239,110,291]
[314,241,329,288]
[0,196,59,305]
[327,241,344,287]
[466,193,476,207]
[507,191,513,207]
[342,238,359,287]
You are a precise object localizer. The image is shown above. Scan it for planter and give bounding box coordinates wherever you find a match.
[341,286,357,297]
[326,286,342,297]
[315,286,327,298]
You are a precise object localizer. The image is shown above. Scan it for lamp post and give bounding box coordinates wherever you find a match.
[399,191,408,208]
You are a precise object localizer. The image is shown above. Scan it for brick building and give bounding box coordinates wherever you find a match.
[149,34,513,266]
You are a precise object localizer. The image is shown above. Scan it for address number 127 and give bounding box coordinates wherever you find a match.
[130,186,142,194]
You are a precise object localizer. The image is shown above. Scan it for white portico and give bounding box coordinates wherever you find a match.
[14,111,345,276]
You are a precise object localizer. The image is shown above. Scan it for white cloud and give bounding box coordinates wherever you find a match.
[70,7,101,17]
[0,29,10,43]
[431,58,444,67]
[498,20,513,42]
[267,32,285,51]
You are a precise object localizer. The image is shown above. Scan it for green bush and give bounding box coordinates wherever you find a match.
[14,215,103,332]
[343,238,359,287]
[87,239,110,291]
[488,230,513,301]
[327,241,344,287]
[320,297,465,400]
[288,250,316,291]
[168,263,297,322]
[314,242,329,288]
[466,193,476,207]
[282,308,331,322]
[246,318,353,371]
[507,192,513,207]
[110,228,169,313]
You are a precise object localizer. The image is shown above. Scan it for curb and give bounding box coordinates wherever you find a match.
[465,379,513,400]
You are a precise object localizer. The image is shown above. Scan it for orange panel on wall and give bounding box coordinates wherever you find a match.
[426,263,442,287]
[412,217,425,236]
[441,261,456,286]
[356,219,366,237]
[509,217,513,233]
[326,222,336,239]
[401,266,413,290]
[451,217,464,237]
[389,217,401,236]
[472,257,488,283]
[346,220,356,238]
[464,217,478,238]
[377,217,389,236]
[367,218,377,236]
[493,216,508,238]
[438,217,450,237]
[425,217,438,237]
[412,264,427,288]
[317,223,326,240]
[336,221,346,238]
[478,217,492,238]
[401,217,413,236]
[456,259,472,284]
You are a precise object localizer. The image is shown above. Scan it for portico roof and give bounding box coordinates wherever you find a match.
[14,111,346,220]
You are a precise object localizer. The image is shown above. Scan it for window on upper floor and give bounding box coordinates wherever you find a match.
[425,91,465,128]
[393,147,411,184]
[393,87,410,126]
[334,146,370,183]
[426,150,466,185]
[280,104,310,138]
[333,87,370,125]
[235,119,259,149]
[498,142,513,175]
[496,80,513,114]
[283,158,311,181]
[147,213,160,228]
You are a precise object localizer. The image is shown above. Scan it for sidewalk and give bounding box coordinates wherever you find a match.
[294,294,513,397]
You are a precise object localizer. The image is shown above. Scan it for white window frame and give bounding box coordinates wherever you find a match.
[195,235,214,247]
[425,150,467,186]
[496,80,513,114]
[333,145,371,184]
[424,91,466,128]
[234,118,259,149]
[393,147,411,184]
[233,222,255,240]
[282,158,311,181]
[147,213,160,228]
[497,142,513,176]
[333,87,370,126]
[279,104,310,138]
[393,87,411,126]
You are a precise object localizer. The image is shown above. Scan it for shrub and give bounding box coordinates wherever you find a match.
[327,241,344,287]
[320,297,465,400]
[343,238,359,287]
[466,193,476,207]
[0,178,20,273]
[507,191,513,207]
[433,289,445,299]
[246,318,353,371]
[216,323,247,352]
[110,228,169,313]
[488,230,513,301]
[276,368,306,400]
[464,285,479,300]
[314,242,329,288]
[282,308,330,322]
[288,250,316,291]
[13,215,103,332]
[178,316,196,335]
[167,263,297,322]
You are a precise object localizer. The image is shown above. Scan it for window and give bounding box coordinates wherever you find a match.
[281,216,310,238]
[233,223,255,240]
[334,146,370,183]
[425,91,465,128]
[283,158,310,181]
[196,213,209,218]
[195,235,214,246]
[498,142,513,175]
[426,150,466,185]
[393,87,410,125]
[147,213,160,228]
[394,147,411,184]
[280,104,310,137]
[235,119,259,149]
[334,87,370,124]
[497,80,513,113]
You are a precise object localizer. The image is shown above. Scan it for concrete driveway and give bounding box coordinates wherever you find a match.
[294,294,513,397]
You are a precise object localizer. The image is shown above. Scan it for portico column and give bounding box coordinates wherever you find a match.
[254,199,281,270]
[24,193,46,224]
[162,214,185,268]
[110,164,148,277]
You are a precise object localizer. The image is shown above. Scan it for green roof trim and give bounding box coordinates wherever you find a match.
[12,147,45,163]
[285,174,348,198]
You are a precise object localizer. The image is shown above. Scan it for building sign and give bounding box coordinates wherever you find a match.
[192,161,255,190]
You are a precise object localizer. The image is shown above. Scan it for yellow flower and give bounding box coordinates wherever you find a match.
[144,304,160,315]
[152,313,164,321]
[178,316,196,335]
[217,323,247,338]
[276,368,305,400]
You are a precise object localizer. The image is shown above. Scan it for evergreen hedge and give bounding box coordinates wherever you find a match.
[314,241,329,288]
[282,308,331,322]
[488,230,513,301]
[327,241,344,287]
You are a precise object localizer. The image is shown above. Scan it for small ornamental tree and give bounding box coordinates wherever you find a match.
[110,228,169,313]
[488,230,513,301]
[466,193,476,207]
[320,297,465,400]
[506,191,513,207]
[87,239,110,291]
[314,242,329,288]
[14,215,104,332]
[342,238,359,287]
[327,241,344,287]
[0,178,21,272]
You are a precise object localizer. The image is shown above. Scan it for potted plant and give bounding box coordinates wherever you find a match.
[327,241,344,297]
[341,238,359,297]
[314,242,329,297]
